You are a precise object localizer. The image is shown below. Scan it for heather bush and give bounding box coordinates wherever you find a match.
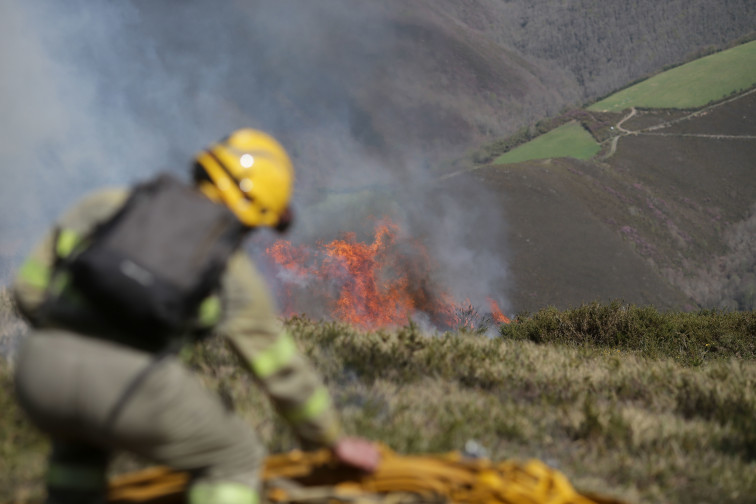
[500,301,756,366]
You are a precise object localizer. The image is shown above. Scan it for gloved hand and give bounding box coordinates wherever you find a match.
[332,436,381,473]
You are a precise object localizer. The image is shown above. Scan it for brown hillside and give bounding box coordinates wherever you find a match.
[352,4,569,161]
[442,161,696,313]
[3,2,755,316]
[281,1,756,181]
[605,93,756,309]
[449,91,756,313]
[111,2,756,184]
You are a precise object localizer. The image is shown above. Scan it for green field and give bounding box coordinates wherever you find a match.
[589,40,756,111]
[493,122,600,164]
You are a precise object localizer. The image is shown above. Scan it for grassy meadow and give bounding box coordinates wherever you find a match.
[493,122,601,164]
[589,40,756,112]
[1,294,755,504]
[483,40,756,166]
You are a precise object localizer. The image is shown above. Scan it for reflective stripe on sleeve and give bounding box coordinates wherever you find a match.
[197,294,222,328]
[56,228,81,258]
[49,269,73,297]
[282,385,332,425]
[47,270,90,308]
[249,332,297,379]
[47,463,106,490]
[18,257,52,289]
[189,482,259,504]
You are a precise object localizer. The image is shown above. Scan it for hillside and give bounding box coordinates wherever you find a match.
[284,85,756,317]
[2,1,756,314]
[442,89,756,314]
[2,305,755,504]
[251,0,756,173]
[420,0,756,101]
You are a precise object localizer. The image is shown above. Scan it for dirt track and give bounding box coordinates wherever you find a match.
[603,88,756,159]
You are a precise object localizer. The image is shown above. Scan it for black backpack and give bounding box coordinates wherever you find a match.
[54,174,248,340]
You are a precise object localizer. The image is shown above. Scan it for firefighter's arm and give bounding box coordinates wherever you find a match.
[12,188,129,323]
[12,229,57,321]
[219,253,342,449]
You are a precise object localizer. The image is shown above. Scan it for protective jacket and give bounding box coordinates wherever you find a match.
[13,187,341,502]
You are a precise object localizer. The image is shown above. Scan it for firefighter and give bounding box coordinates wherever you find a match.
[12,129,380,504]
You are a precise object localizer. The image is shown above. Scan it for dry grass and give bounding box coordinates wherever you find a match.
[187,311,756,504]
[0,289,26,361]
[1,305,755,504]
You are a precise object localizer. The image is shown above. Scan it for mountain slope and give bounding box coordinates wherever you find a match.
[445,90,756,313]
[2,1,755,314]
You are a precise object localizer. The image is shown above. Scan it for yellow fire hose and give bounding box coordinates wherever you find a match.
[106,445,628,504]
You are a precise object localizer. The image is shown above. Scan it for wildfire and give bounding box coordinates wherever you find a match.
[488,297,512,325]
[264,218,511,330]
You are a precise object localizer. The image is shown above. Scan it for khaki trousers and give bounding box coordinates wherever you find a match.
[14,328,265,502]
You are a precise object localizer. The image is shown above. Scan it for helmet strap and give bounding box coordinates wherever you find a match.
[197,181,223,202]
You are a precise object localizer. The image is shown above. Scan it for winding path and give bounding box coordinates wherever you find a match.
[601,87,756,160]
[603,107,637,159]
[441,87,756,178]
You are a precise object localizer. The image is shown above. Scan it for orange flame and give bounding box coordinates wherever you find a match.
[488,297,512,325]
[265,218,511,329]
[320,221,415,326]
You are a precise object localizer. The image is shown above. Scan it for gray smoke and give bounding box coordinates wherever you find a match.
[0,1,511,321]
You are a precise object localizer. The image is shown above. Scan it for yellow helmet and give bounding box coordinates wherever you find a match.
[193,128,295,230]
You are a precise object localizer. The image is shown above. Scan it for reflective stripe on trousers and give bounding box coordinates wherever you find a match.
[47,463,107,490]
[45,441,108,504]
[189,482,260,504]
[46,441,108,491]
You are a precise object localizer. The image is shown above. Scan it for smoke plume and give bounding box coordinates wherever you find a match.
[0,0,511,322]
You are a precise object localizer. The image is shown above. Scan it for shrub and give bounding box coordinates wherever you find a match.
[499,301,756,366]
